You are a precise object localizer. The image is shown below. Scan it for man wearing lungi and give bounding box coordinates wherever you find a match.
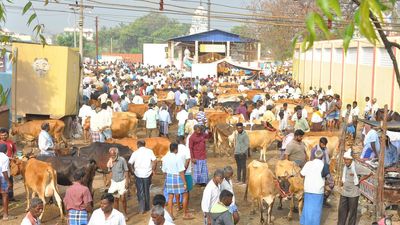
[201,169,224,225]
[64,170,93,225]
[162,143,187,220]
[159,106,172,138]
[129,140,157,214]
[300,149,325,225]
[337,149,372,225]
[189,125,211,186]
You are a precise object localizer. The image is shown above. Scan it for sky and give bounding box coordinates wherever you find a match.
[4,0,253,36]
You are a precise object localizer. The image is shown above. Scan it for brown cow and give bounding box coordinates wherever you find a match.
[127,104,148,119]
[111,112,138,138]
[244,160,278,225]
[11,120,66,146]
[229,129,283,161]
[206,112,230,134]
[10,158,64,220]
[275,160,304,220]
[106,137,171,159]
[243,90,265,101]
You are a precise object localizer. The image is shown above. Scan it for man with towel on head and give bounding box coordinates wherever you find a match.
[337,149,372,225]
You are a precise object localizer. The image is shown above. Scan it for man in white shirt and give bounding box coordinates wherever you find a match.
[0,144,12,221]
[78,102,94,126]
[150,205,175,225]
[148,195,174,225]
[351,101,360,139]
[363,96,372,119]
[201,169,224,225]
[20,197,43,225]
[38,122,55,156]
[132,91,144,104]
[94,103,113,142]
[88,193,126,225]
[300,149,325,225]
[162,143,187,219]
[143,104,159,138]
[176,106,188,136]
[371,98,379,120]
[177,136,194,220]
[128,140,157,213]
[326,85,334,96]
[98,91,109,104]
[158,106,172,138]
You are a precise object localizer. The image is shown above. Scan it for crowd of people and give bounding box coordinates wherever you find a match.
[0,59,398,225]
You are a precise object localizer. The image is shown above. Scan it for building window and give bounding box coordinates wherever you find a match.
[377,48,392,67]
[333,48,342,63]
[322,48,331,62]
[314,49,322,61]
[360,47,374,65]
[345,47,357,64]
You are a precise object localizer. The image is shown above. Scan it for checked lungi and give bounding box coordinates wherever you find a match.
[159,121,169,135]
[164,174,185,194]
[90,130,102,143]
[193,159,209,184]
[68,209,88,225]
[300,192,323,225]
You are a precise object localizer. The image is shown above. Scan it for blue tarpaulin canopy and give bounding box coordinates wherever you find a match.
[168,29,257,43]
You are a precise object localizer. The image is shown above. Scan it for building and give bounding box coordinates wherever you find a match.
[100,53,143,64]
[63,27,94,41]
[293,37,400,112]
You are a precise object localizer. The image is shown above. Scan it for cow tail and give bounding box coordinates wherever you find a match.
[244,166,249,201]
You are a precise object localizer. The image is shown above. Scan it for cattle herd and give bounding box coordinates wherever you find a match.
[5,81,375,225]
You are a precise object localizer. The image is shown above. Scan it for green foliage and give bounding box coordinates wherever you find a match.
[0,83,10,106]
[98,13,190,54]
[55,33,96,58]
[298,0,396,53]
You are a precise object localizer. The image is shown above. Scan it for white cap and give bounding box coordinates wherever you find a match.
[343,149,353,159]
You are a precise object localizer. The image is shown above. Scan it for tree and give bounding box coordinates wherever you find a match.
[300,0,400,89]
[0,0,48,56]
[55,33,96,58]
[98,13,190,54]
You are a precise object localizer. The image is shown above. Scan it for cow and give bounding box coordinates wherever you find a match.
[243,89,265,101]
[213,123,236,156]
[106,137,171,159]
[10,158,64,220]
[111,112,138,138]
[127,104,148,119]
[11,119,67,146]
[229,129,283,161]
[36,155,97,195]
[206,112,230,134]
[76,142,132,173]
[244,160,278,225]
[302,136,339,159]
[274,159,304,220]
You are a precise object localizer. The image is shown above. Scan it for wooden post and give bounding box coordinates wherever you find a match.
[376,104,388,218]
[335,117,348,185]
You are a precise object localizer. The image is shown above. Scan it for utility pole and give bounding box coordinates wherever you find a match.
[207,0,211,31]
[79,0,84,58]
[95,16,99,77]
[110,37,113,53]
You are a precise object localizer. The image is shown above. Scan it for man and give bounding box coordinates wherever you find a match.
[78,101,94,128]
[280,126,294,159]
[293,110,310,133]
[159,106,172,138]
[360,124,380,160]
[363,96,372,119]
[176,106,188,137]
[162,143,187,219]
[196,107,208,127]
[132,91,144,104]
[201,169,224,225]
[107,147,129,218]
[310,137,330,164]
[351,101,360,139]
[285,129,307,168]
[177,136,194,220]
[88,193,126,225]
[148,195,174,225]
[38,122,55,156]
[300,149,325,225]
[189,125,210,186]
[20,198,43,225]
[220,166,239,224]
[0,128,16,200]
[143,104,159,138]
[342,104,355,137]
[128,140,157,213]
[210,190,236,225]
[233,123,249,184]
[325,95,337,131]
[150,205,175,225]
[371,98,379,120]
[98,91,109,104]
[91,103,113,142]
[174,89,181,107]
[0,144,12,221]
[120,95,129,112]
[64,170,93,225]
[326,85,334,96]
[235,100,248,120]
[338,149,372,225]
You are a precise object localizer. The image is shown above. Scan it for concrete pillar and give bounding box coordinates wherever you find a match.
[257,42,261,61]
[195,41,199,63]
[178,47,183,69]
[226,41,231,59]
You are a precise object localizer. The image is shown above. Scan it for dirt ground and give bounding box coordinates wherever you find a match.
[1,124,398,225]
